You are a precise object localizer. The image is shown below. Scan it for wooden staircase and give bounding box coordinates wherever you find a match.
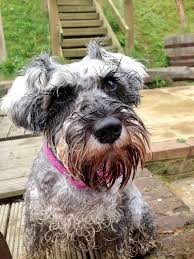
[54,0,123,62]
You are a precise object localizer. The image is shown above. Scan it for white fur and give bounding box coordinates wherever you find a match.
[68,50,147,81]
[110,52,148,79]
[1,76,27,113]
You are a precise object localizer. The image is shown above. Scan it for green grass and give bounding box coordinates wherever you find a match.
[109,0,194,68]
[0,0,50,79]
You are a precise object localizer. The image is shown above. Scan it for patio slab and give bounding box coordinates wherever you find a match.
[137,85,194,142]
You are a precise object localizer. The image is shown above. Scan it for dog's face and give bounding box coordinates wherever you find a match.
[1,43,149,190]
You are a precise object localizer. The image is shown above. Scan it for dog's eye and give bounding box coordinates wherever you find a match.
[55,86,74,102]
[106,80,117,90]
[102,79,118,92]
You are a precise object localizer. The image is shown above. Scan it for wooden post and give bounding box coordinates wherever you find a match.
[47,0,63,58]
[0,11,7,63]
[42,0,48,13]
[175,0,186,29]
[123,0,134,53]
[98,0,104,7]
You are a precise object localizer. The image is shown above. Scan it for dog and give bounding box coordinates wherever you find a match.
[1,43,155,258]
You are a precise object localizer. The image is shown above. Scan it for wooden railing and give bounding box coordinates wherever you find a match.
[47,0,63,59]
[0,11,7,63]
[98,0,134,54]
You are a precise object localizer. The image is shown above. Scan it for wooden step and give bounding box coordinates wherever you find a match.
[0,136,42,199]
[62,27,107,37]
[57,0,92,5]
[63,46,117,58]
[63,48,90,58]
[62,36,112,48]
[59,12,99,20]
[6,202,24,259]
[0,204,10,235]
[61,20,103,28]
[1,201,103,259]
[58,6,96,13]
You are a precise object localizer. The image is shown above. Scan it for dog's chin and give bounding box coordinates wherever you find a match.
[56,137,147,190]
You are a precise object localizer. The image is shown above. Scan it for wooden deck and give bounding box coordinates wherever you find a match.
[0,135,42,199]
[0,201,102,259]
[0,116,107,258]
[1,114,194,258]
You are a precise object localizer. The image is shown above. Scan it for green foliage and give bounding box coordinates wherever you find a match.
[177,138,187,143]
[147,76,170,89]
[103,3,126,47]
[0,0,50,78]
[110,0,194,68]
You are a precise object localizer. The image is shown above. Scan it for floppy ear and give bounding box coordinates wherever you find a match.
[87,42,148,105]
[111,52,148,105]
[1,54,57,132]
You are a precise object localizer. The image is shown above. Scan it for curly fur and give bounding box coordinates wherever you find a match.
[23,149,155,258]
[1,43,155,258]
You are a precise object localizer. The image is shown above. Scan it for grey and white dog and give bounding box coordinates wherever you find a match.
[1,43,155,258]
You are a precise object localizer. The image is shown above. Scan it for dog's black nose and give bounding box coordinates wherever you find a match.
[93,117,122,144]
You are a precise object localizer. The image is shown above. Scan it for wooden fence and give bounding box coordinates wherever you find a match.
[98,0,133,53]
[164,34,194,67]
[0,11,7,63]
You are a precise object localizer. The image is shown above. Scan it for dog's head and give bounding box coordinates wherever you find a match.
[1,43,149,190]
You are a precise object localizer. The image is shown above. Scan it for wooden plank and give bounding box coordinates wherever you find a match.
[0,177,27,199]
[63,46,116,58]
[106,0,128,34]
[6,202,25,259]
[170,59,194,67]
[61,20,102,28]
[0,115,33,141]
[0,115,12,140]
[59,12,99,20]
[165,34,194,48]
[62,27,106,37]
[62,36,111,48]
[0,136,42,199]
[2,201,103,258]
[0,137,42,181]
[63,48,88,58]
[123,0,134,52]
[94,250,102,259]
[70,246,78,258]
[175,0,186,29]
[88,250,96,259]
[58,6,96,13]
[165,46,194,58]
[48,0,63,58]
[147,66,194,82]
[64,58,81,63]
[93,0,124,53]
[0,204,10,235]
[76,248,84,259]
[58,0,92,5]
[0,11,7,63]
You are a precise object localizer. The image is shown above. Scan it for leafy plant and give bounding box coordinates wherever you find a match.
[0,0,50,79]
[147,76,171,89]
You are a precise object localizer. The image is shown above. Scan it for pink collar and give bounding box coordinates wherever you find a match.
[43,142,87,190]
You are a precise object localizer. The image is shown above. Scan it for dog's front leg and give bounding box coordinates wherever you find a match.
[117,183,156,258]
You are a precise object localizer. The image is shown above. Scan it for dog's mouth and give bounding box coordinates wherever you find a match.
[56,125,149,190]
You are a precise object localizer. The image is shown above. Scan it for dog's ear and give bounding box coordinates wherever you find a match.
[110,52,148,105]
[87,42,148,105]
[1,54,57,132]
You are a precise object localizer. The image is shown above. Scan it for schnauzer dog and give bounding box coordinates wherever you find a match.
[1,43,155,258]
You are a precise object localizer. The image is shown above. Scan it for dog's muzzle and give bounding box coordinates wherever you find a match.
[93,116,122,144]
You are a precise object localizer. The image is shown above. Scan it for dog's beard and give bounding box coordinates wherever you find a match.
[56,117,149,190]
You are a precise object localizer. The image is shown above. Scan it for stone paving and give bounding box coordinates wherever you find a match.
[137,85,194,143]
[1,82,194,257]
[136,169,194,258]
